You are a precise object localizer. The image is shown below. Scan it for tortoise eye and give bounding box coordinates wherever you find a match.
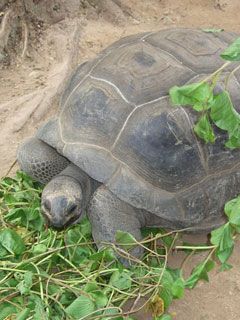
[42,200,51,212]
[67,204,77,215]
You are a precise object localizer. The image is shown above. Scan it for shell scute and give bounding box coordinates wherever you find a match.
[145,28,233,73]
[112,98,206,192]
[92,41,195,104]
[60,77,134,149]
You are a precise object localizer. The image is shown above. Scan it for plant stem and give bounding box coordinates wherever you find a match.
[175,245,216,250]
[203,61,231,83]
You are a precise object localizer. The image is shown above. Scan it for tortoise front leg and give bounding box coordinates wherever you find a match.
[88,186,145,264]
[17,137,69,184]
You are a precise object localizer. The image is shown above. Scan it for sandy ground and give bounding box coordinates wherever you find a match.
[1,0,240,319]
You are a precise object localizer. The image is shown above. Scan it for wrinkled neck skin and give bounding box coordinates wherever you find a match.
[58,164,100,209]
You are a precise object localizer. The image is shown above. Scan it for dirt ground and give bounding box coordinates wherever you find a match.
[1,0,240,319]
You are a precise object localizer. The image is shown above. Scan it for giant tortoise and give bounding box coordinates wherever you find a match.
[18,28,240,255]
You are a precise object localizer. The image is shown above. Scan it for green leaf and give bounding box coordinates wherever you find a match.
[192,102,211,112]
[0,302,17,320]
[5,207,44,231]
[115,231,137,249]
[48,284,61,295]
[225,130,240,148]
[65,295,96,319]
[156,315,172,320]
[141,227,162,237]
[170,82,212,106]
[25,207,44,231]
[84,282,108,309]
[150,268,174,290]
[152,269,175,309]
[109,270,132,290]
[161,269,174,288]
[167,267,182,279]
[211,221,234,264]
[65,226,92,264]
[219,262,233,271]
[32,243,48,255]
[224,196,240,227]
[30,294,48,319]
[84,282,99,293]
[221,37,240,61]
[17,271,33,295]
[101,307,121,319]
[0,243,8,257]
[210,91,240,148]
[202,28,224,33]
[16,308,31,320]
[91,291,108,309]
[194,114,215,143]
[211,223,234,251]
[216,246,233,264]
[160,234,175,249]
[159,287,172,310]
[185,260,215,289]
[89,247,116,262]
[76,217,92,237]
[171,277,185,299]
[210,91,240,130]
[59,291,76,306]
[66,225,84,244]
[0,228,25,255]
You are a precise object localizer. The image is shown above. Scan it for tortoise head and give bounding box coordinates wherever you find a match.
[41,176,83,229]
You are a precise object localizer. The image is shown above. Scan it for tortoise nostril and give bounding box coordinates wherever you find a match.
[67,204,77,215]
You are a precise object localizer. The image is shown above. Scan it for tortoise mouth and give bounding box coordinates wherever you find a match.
[43,209,83,229]
[65,209,83,227]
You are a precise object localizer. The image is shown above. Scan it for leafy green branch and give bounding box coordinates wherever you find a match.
[170,37,240,148]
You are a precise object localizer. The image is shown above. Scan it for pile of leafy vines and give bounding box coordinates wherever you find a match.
[0,172,240,320]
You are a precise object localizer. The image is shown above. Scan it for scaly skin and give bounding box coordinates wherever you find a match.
[17,137,69,184]
[88,185,145,262]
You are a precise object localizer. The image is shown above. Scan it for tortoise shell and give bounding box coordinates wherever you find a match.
[37,28,240,227]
